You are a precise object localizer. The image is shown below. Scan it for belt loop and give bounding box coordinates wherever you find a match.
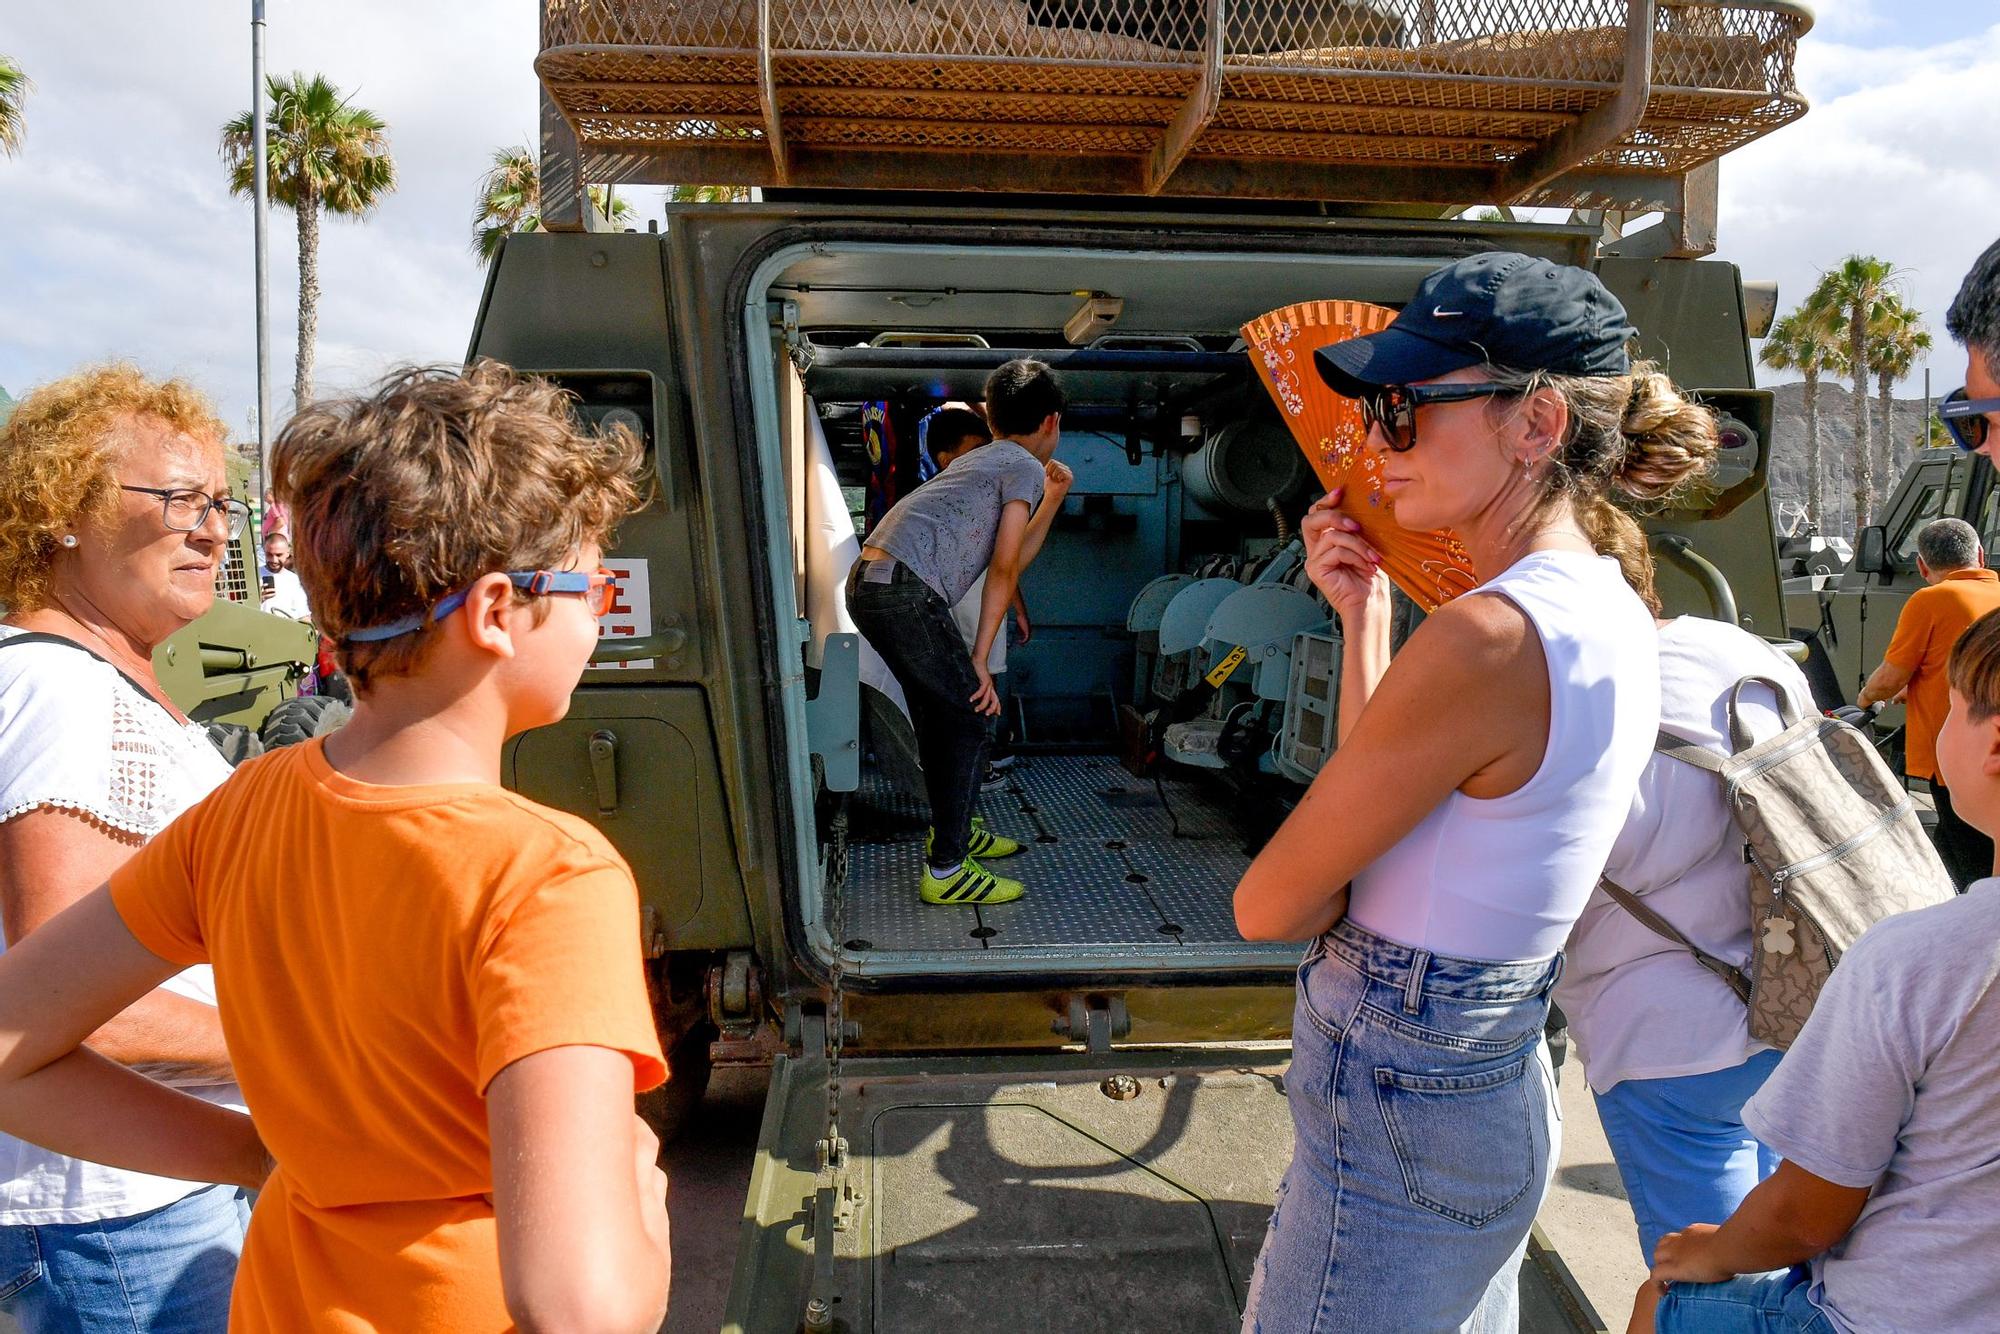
[1402,950,1430,1015]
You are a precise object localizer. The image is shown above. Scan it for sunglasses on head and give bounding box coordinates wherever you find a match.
[1939,387,2000,453]
[1356,382,1518,452]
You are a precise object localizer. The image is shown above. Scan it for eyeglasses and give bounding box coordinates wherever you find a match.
[1355,382,1518,453]
[1938,387,2000,453]
[120,485,252,539]
[344,568,621,644]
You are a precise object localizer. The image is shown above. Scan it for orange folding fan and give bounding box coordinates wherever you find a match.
[1241,300,1478,612]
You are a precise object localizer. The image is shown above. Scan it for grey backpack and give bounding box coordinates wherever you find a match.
[1600,675,1957,1049]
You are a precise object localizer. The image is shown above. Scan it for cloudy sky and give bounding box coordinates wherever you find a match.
[2,0,1995,438]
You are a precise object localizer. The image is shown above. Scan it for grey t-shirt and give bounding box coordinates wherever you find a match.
[1741,878,2000,1333]
[869,440,1045,606]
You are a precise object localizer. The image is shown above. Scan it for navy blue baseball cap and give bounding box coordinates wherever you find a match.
[1316,252,1638,396]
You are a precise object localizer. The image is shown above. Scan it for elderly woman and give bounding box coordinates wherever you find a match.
[1234,253,1718,1332]
[0,366,250,1333]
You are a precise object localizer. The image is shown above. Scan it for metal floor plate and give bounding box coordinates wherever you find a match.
[845,755,1254,953]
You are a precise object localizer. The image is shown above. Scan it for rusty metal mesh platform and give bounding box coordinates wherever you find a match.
[538,0,1808,206]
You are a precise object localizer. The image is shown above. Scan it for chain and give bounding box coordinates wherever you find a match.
[822,797,850,1152]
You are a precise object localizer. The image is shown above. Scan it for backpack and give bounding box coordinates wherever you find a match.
[1599,674,1957,1049]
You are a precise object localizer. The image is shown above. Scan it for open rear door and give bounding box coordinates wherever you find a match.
[724,1039,1606,1333]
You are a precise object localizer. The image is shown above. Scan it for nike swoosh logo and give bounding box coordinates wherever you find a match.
[1433,307,1464,317]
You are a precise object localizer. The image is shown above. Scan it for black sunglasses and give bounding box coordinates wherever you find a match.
[1938,387,2000,453]
[1357,382,1518,453]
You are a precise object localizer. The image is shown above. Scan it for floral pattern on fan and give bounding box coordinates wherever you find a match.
[1242,299,1479,612]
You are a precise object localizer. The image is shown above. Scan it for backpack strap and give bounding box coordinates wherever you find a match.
[0,631,185,725]
[1597,875,1754,1004]
[1726,675,1803,753]
[1653,728,1726,773]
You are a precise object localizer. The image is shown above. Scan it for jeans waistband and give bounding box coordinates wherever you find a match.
[853,555,920,587]
[1320,917,1562,1003]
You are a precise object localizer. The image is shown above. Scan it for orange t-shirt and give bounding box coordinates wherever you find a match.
[109,740,666,1332]
[1884,567,2000,780]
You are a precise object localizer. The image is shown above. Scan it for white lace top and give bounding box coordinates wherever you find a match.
[0,625,243,1224]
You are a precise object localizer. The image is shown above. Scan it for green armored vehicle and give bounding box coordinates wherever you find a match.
[153,455,320,735]
[1783,448,1987,772]
[477,2,1813,1328]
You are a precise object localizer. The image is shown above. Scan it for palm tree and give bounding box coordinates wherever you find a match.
[669,183,751,204]
[1866,298,1933,484]
[1760,301,1848,529]
[1812,256,1902,528]
[472,145,633,262]
[0,55,29,157]
[222,74,396,411]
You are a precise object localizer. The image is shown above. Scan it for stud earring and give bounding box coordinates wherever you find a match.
[60,534,78,548]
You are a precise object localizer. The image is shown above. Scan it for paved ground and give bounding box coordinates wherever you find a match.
[659,1057,1650,1334]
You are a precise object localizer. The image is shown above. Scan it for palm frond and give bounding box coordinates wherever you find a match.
[0,54,32,158]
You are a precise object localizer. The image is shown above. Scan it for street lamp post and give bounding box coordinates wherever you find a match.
[251,0,272,502]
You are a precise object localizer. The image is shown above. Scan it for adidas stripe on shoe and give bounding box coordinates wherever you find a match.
[919,858,1024,905]
[925,815,1024,861]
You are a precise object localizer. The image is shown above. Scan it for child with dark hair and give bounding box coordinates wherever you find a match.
[847,361,1070,905]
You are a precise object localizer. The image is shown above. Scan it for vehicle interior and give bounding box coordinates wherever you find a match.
[751,236,1593,977]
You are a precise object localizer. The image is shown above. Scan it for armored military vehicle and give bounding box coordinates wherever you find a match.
[479,2,1812,1328]
[151,454,320,733]
[1784,447,1985,774]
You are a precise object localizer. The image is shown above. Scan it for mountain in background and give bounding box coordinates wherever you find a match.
[1765,380,1944,541]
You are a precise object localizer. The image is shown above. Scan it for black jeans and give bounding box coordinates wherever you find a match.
[847,558,993,867]
[1929,779,1993,892]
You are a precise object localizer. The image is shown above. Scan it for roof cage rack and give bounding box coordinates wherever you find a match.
[537,0,1808,224]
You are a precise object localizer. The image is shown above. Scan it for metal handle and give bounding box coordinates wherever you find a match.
[587,729,619,814]
[590,628,688,664]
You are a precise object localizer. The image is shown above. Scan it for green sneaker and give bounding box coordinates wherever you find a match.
[919,857,1025,906]
[925,816,1024,861]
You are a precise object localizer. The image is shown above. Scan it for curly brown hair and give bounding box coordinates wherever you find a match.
[272,360,648,692]
[0,365,229,613]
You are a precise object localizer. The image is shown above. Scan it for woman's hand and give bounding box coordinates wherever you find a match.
[1649,1224,1733,1286]
[1301,489,1390,626]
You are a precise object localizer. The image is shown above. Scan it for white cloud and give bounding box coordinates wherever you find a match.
[1721,15,2000,398]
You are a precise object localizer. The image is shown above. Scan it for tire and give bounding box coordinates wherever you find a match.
[635,1024,715,1148]
[259,694,354,750]
[203,722,266,768]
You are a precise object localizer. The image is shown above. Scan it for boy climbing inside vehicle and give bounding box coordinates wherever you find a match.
[0,362,672,1333]
[848,360,1072,905]
[926,406,1054,790]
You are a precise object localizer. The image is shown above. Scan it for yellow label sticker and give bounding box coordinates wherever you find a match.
[1205,644,1248,688]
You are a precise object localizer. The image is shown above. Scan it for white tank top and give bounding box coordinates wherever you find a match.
[1346,549,1660,963]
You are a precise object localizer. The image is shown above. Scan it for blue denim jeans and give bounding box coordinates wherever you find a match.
[1243,920,1562,1334]
[847,557,994,867]
[1653,1267,1835,1333]
[0,1185,249,1334]
[1594,1050,1782,1264]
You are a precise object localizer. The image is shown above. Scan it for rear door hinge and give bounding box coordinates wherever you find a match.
[706,951,764,1038]
[1052,994,1131,1054]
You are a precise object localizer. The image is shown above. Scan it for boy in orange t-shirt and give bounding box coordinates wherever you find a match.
[0,363,670,1331]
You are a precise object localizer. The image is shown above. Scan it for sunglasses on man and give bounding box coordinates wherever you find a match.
[1356,382,1519,453]
[1938,388,2000,453]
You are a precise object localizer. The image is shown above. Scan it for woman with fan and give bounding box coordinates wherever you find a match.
[1232,252,1718,1332]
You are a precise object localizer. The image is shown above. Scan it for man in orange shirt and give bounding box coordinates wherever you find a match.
[1859,516,2000,887]
[0,362,671,1331]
